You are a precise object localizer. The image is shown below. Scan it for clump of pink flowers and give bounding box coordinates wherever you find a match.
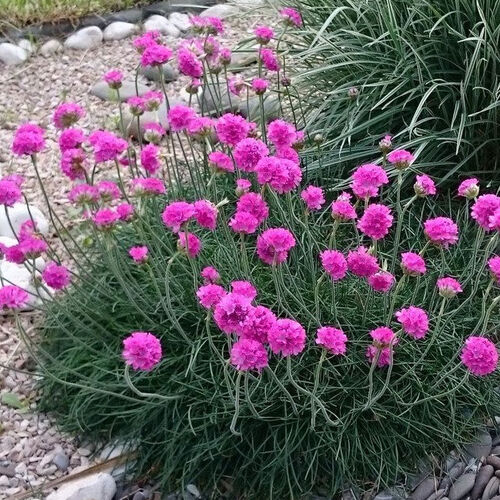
[122,332,162,371]
[357,204,393,240]
[230,338,268,372]
[268,319,306,357]
[301,186,325,211]
[315,327,347,355]
[0,285,29,310]
[437,277,462,298]
[351,164,388,199]
[423,217,458,248]
[256,228,296,265]
[42,263,71,290]
[461,336,498,376]
[129,246,149,264]
[395,306,429,339]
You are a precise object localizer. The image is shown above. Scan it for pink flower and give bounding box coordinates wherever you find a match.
[461,336,498,376]
[42,262,71,290]
[197,284,226,309]
[93,208,120,229]
[0,285,29,310]
[177,232,202,258]
[167,105,196,133]
[256,228,296,265]
[236,192,269,224]
[143,122,166,144]
[58,128,85,151]
[89,131,128,163]
[280,7,302,27]
[268,319,306,356]
[236,179,252,196]
[177,47,203,78]
[187,117,214,139]
[190,15,224,35]
[141,43,173,66]
[315,327,347,355]
[131,178,165,197]
[230,281,257,301]
[133,31,160,53]
[194,200,218,230]
[4,244,25,265]
[18,236,48,259]
[437,277,462,298]
[331,192,357,221]
[255,156,302,194]
[351,164,389,199]
[357,204,393,240]
[401,252,426,276]
[458,178,479,199]
[347,247,379,277]
[216,113,251,146]
[471,194,500,231]
[414,175,436,196]
[395,306,429,339]
[252,78,269,95]
[53,102,85,129]
[201,266,220,284]
[267,119,296,149]
[97,180,121,202]
[208,151,234,173]
[423,217,459,247]
[259,48,280,72]
[228,76,245,96]
[276,146,300,165]
[140,144,160,174]
[301,186,325,211]
[122,332,162,371]
[116,203,135,221]
[370,326,396,347]
[254,25,274,44]
[387,149,414,170]
[233,138,269,172]
[60,148,87,180]
[68,184,99,205]
[490,208,500,232]
[129,246,148,263]
[366,345,394,367]
[368,271,395,293]
[320,250,347,280]
[103,69,123,88]
[0,178,22,206]
[379,135,392,153]
[143,90,163,111]
[214,292,253,334]
[229,211,259,234]
[230,338,268,372]
[12,123,45,156]
[488,256,500,283]
[162,201,194,232]
[219,48,231,65]
[241,306,276,343]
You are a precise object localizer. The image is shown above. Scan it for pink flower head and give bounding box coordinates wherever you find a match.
[315,327,347,355]
[60,148,87,180]
[488,256,500,283]
[401,252,426,276]
[229,211,259,234]
[254,25,274,44]
[12,123,45,156]
[276,146,300,165]
[256,228,296,265]
[167,105,196,133]
[127,96,146,116]
[129,246,148,264]
[267,119,296,149]
[177,47,203,78]
[351,164,389,199]
[395,306,429,339]
[18,236,48,259]
[236,179,252,196]
[219,48,232,66]
[461,336,498,376]
[379,135,392,154]
[387,149,414,170]
[193,200,218,230]
[162,201,194,232]
[301,186,325,211]
[228,76,245,96]
[347,246,379,277]
[103,69,123,88]
[17,220,35,240]
[0,285,29,310]
[122,331,162,371]
[320,250,347,280]
[214,292,253,335]
[93,208,120,229]
[280,7,303,27]
[216,113,251,146]
[201,266,220,284]
[140,144,160,174]
[187,117,214,139]
[4,244,25,264]
[331,192,357,221]
[53,102,85,129]
[437,277,462,298]
[59,128,85,151]
[133,31,160,53]
[368,271,395,293]
[489,208,500,232]
[177,232,202,258]
[197,284,226,309]
[236,192,269,224]
[68,184,99,205]
[233,138,269,172]
[414,175,436,197]
[366,345,394,367]
[370,326,396,347]
[141,43,173,67]
[89,131,128,163]
[190,15,224,35]
[0,178,22,207]
[357,204,393,240]
[143,90,163,111]
[241,305,276,343]
[131,178,166,197]
[458,178,479,199]
[143,122,166,144]
[208,151,234,173]
[231,281,257,301]
[255,156,302,194]
[42,262,71,290]
[259,48,280,72]
[423,217,459,247]
[471,194,500,231]
[230,338,268,372]
[97,180,121,202]
[268,318,306,357]
[116,203,135,221]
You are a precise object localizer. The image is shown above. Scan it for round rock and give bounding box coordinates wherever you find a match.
[466,432,492,459]
[40,39,64,57]
[200,4,238,18]
[168,12,191,31]
[143,15,180,37]
[103,22,139,41]
[17,39,35,54]
[409,477,439,500]
[449,473,477,500]
[0,43,28,66]
[138,63,177,83]
[64,26,103,50]
[52,452,70,472]
[90,80,151,102]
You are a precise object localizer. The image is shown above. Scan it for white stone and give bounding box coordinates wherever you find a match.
[168,12,191,31]
[143,15,181,37]
[40,39,64,57]
[103,22,139,41]
[233,0,265,5]
[0,203,49,239]
[0,43,29,66]
[17,39,35,54]
[46,472,116,500]
[200,4,238,18]
[64,26,103,50]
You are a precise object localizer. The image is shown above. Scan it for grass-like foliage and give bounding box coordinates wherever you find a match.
[288,0,500,184]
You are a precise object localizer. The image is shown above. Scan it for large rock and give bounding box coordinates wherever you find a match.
[64,26,103,50]
[471,465,494,500]
[409,477,438,500]
[138,63,177,83]
[40,39,64,57]
[0,203,49,239]
[122,101,170,140]
[200,81,238,115]
[168,12,191,31]
[228,49,258,73]
[103,22,139,41]
[17,39,35,54]
[466,431,493,459]
[448,473,476,500]
[143,15,181,37]
[90,80,151,102]
[109,8,143,23]
[239,95,280,123]
[0,43,28,66]
[46,472,116,500]
[200,4,238,18]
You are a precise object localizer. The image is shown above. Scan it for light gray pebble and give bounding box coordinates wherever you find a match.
[52,452,70,471]
[410,477,439,500]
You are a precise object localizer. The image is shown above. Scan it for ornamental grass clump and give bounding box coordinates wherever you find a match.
[2,8,500,499]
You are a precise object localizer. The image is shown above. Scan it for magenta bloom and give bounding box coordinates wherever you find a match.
[201,266,220,284]
[254,25,274,44]
[0,178,22,207]
[208,151,234,173]
[461,336,498,376]
[236,179,252,196]
[259,48,280,72]
[471,194,500,231]
[197,284,226,309]
[437,277,462,298]
[231,281,257,301]
[187,116,214,139]
[177,47,203,78]
[129,246,148,263]
[103,69,123,88]
[241,306,276,343]
[414,175,436,197]
[366,345,394,367]
[4,244,25,265]
[177,232,202,258]
[230,338,268,372]
[401,252,426,276]
[228,76,245,96]
[68,184,99,205]
[116,203,135,221]
[458,178,479,199]
[131,178,165,197]
[190,15,224,35]
[123,332,162,371]
[143,122,166,144]
[490,208,500,232]
[229,211,259,234]
[423,217,458,248]
[256,228,296,265]
[351,164,389,199]
[395,306,429,339]
[358,204,393,240]
[89,131,128,163]
[18,236,48,259]
[387,149,414,169]
[93,208,120,229]
[268,318,306,357]
[280,7,303,27]
[320,250,347,280]
[12,123,45,156]
[143,90,163,111]
[141,43,173,66]
[60,148,87,180]
[167,105,196,133]
[42,262,71,290]
[301,186,325,211]
[216,113,251,146]
[236,192,269,224]
[370,326,396,347]
[252,78,269,95]
[315,327,347,355]
[347,247,379,277]
[255,156,302,194]
[331,192,357,221]
[488,256,500,283]
[162,201,194,232]
[128,96,146,116]
[53,102,85,129]
[0,285,29,310]
[276,146,300,165]
[133,31,160,53]
[194,200,218,230]
[59,128,85,151]
[140,144,160,174]
[233,138,269,172]
[97,180,121,202]
[214,292,253,335]
[379,135,392,153]
[368,271,395,293]
[267,119,296,149]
